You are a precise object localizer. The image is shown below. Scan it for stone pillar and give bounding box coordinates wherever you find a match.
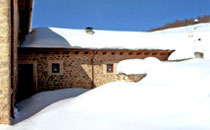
[0,0,11,124]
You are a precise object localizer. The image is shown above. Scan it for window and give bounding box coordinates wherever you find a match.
[107,64,113,73]
[49,61,63,75]
[52,63,60,73]
[104,63,116,74]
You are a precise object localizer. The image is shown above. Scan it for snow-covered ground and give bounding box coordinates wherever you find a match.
[152,23,210,60]
[0,23,210,130]
[1,58,210,130]
[12,88,88,124]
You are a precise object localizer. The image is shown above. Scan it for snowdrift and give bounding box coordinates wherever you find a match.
[1,59,210,130]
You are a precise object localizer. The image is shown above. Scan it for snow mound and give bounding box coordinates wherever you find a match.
[141,59,210,89]
[117,57,161,75]
[2,59,210,130]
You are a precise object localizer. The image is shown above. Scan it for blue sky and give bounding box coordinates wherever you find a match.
[32,0,210,31]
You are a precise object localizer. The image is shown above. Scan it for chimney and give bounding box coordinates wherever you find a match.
[194,19,199,24]
[85,27,94,35]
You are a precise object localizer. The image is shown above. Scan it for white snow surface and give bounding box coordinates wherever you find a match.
[1,23,210,130]
[117,57,161,74]
[1,59,210,130]
[12,88,88,124]
[152,23,210,60]
[21,27,179,50]
[21,22,210,60]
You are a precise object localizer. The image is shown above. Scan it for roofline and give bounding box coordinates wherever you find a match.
[28,0,33,32]
[18,47,175,52]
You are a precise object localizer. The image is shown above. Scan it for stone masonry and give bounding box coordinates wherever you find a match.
[18,48,173,92]
[0,0,11,124]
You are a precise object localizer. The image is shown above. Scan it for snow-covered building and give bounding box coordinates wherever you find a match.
[17,27,174,100]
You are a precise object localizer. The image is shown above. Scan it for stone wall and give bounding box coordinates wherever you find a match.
[92,50,169,87]
[18,48,172,92]
[19,50,93,91]
[0,0,11,124]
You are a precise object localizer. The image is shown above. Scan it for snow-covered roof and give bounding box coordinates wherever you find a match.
[21,27,179,50]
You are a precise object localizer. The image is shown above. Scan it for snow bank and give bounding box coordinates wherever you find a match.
[13,88,88,124]
[1,59,210,130]
[140,59,210,88]
[116,57,161,74]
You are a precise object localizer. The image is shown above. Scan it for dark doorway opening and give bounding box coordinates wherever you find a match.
[17,64,34,101]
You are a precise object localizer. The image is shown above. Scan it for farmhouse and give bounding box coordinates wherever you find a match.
[0,0,175,124]
[17,27,174,101]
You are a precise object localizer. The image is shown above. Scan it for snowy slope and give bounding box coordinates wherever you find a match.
[1,59,210,130]
[152,23,210,60]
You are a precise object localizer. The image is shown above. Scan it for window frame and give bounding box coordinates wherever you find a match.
[106,64,114,73]
[48,61,63,75]
[103,63,117,74]
[52,63,60,73]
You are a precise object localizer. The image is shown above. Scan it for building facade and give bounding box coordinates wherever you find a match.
[18,48,173,100]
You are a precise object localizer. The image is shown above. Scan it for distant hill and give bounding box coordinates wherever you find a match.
[149,15,210,32]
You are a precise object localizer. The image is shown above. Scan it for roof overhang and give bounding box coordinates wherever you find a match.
[18,0,33,41]
[18,47,175,54]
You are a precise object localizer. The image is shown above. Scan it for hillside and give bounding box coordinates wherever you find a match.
[151,22,210,60]
[149,15,210,32]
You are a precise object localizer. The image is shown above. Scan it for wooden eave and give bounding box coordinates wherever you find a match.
[18,0,33,42]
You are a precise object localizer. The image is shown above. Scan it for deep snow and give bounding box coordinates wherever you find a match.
[0,23,210,130]
[12,88,88,124]
[117,57,161,74]
[0,59,210,130]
